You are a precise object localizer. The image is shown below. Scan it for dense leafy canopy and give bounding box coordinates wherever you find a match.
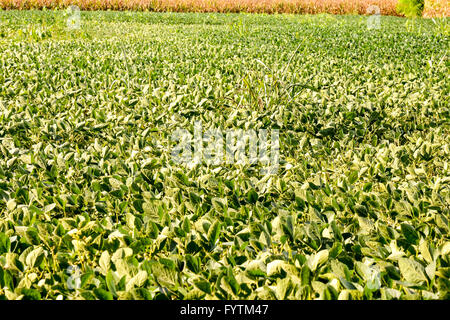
[0,11,449,300]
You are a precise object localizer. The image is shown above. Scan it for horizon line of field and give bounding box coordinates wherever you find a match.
[0,0,418,17]
[1,1,448,18]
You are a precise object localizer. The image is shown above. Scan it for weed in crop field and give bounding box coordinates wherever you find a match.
[0,10,449,300]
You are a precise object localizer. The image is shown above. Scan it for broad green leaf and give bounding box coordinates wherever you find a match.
[94,288,114,300]
[307,250,329,272]
[0,233,11,253]
[193,279,212,294]
[106,270,117,297]
[401,224,419,244]
[207,221,221,249]
[25,247,45,268]
[398,258,427,285]
[99,251,111,275]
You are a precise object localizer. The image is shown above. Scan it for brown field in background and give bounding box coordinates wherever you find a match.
[423,0,449,17]
[0,0,448,17]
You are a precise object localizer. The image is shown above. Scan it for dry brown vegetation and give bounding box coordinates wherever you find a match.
[0,0,401,15]
[424,0,449,17]
[0,1,448,18]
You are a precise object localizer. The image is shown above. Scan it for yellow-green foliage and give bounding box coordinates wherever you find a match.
[397,0,425,17]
